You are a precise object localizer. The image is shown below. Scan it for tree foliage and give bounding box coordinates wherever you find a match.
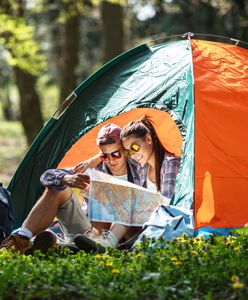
[0,0,247,144]
[0,13,46,75]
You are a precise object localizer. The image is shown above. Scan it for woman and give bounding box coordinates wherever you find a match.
[120,117,181,198]
[118,117,194,244]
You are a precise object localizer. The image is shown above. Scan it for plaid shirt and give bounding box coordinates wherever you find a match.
[137,152,181,199]
[40,157,141,190]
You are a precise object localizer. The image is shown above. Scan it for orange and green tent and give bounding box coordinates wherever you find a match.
[9,33,248,231]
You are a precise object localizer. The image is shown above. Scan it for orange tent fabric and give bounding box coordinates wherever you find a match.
[193,40,248,229]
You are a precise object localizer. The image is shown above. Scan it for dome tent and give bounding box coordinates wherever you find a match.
[8,33,248,231]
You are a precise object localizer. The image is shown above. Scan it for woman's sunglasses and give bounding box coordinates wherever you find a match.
[124,144,140,157]
[100,150,123,161]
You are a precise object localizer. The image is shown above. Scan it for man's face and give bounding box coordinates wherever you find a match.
[98,142,127,175]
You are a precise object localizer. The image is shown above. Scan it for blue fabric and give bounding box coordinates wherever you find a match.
[194,226,234,238]
[135,204,194,243]
[134,205,235,246]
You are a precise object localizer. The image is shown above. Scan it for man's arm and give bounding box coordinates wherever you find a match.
[40,168,73,190]
[73,154,102,174]
[40,168,90,190]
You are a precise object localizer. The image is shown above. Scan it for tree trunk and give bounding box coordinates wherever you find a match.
[101,1,124,63]
[230,0,248,41]
[47,2,63,88]
[14,68,43,145]
[2,86,15,121]
[59,13,80,103]
[1,0,44,145]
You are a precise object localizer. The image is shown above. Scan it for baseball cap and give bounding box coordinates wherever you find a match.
[96,123,122,145]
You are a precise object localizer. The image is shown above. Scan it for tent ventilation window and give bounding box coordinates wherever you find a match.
[53,93,77,119]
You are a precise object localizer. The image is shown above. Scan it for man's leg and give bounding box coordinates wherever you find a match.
[56,192,91,243]
[22,187,72,236]
[0,187,73,253]
[20,189,93,254]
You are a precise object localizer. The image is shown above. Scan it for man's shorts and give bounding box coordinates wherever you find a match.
[57,192,91,243]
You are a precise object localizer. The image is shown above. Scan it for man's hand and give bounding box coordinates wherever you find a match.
[73,155,101,174]
[61,173,90,190]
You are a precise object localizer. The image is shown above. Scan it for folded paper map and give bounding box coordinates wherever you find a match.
[88,169,170,226]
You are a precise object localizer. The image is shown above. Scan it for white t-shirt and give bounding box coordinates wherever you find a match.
[84,169,128,181]
[113,173,128,181]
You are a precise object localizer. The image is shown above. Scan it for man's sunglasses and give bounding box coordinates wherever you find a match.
[99,150,123,161]
[124,144,140,157]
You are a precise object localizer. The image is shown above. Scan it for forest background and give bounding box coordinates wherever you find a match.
[0,0,247,186]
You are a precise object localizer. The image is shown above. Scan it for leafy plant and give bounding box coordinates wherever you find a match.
[0,14,46,75]
[0,227,248,299]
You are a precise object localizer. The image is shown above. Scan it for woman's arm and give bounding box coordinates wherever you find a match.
[160,156,181,199]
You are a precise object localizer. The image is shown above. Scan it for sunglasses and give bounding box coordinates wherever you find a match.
[124,144,140,157]
[99,150,123,161]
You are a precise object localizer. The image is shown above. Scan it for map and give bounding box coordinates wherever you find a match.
[88,169,169,226]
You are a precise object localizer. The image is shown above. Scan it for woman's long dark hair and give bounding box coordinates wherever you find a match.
[121,116,167,192]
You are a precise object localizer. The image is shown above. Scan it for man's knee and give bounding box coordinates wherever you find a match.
[43,187,72,206]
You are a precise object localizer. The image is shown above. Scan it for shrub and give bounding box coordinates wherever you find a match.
[0,228,248,300]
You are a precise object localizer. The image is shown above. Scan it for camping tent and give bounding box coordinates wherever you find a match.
[8,33,248,230]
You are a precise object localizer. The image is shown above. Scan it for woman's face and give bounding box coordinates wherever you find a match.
[122,134,154,166]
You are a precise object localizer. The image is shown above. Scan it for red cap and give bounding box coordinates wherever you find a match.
[96,123,122,145]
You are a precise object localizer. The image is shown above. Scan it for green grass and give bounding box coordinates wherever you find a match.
[0,228,248,300]
[0,121,27,186]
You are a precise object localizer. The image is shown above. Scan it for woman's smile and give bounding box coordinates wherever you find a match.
[133,153,143,163]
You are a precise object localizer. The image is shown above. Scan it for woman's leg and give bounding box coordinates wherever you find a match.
[109,223,130,241]
[92,221,111,234]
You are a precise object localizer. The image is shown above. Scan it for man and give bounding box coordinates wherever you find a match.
[0,123,140,253]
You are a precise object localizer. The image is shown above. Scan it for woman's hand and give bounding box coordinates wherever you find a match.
[61,173,90,190]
